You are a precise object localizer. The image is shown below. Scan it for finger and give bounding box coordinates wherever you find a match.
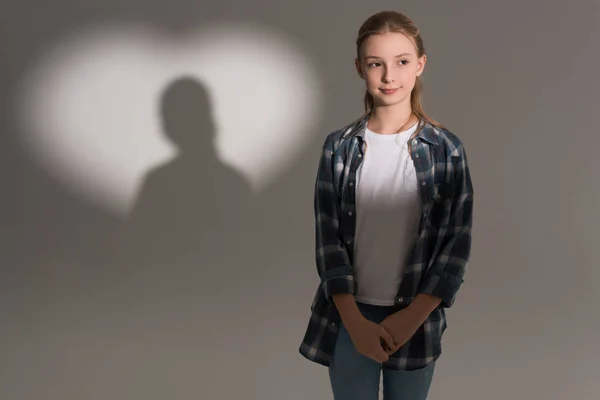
[380,339,391,352]
[382,342,392,354]
[368,347,385,363]
[376,348,389,363]
[380,340,390,354]
[379,327,396,350]
[381,339,395,354]
[379,338,389,349]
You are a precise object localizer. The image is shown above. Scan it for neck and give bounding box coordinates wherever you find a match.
[367,102,416,134]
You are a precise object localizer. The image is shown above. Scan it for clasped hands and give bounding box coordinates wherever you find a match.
[346,306,423,364]
[378,308,421,355]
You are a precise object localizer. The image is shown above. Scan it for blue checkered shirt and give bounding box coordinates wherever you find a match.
[298,113,474,370]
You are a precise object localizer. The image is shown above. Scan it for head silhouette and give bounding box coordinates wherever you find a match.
[159,76,216,151]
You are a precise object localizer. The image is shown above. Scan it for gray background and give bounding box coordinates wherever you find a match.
[2,0,599,399]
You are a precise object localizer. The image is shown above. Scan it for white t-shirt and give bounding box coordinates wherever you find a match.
[353,122,422,306]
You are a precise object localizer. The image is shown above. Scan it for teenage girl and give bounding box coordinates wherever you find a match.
[299,10,474,400]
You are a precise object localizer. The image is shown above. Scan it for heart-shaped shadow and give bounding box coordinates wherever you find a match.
[16,21,323,217]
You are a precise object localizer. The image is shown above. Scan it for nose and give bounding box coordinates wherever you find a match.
[382,67,394,83]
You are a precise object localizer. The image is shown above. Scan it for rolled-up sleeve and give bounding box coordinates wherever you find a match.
[419,143,474,308]
[314,134,356,302]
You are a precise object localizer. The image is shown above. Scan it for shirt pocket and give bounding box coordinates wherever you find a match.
[426,182,454,231]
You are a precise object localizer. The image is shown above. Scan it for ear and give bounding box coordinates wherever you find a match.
[416,54,427,77]
[355,58,364,79]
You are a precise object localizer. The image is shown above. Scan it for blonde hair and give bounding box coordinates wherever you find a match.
[356,10,447,130]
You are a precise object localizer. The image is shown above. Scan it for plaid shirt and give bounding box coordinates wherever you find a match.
[298,113,474,371]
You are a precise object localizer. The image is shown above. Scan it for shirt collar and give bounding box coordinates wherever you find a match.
[341,112,439,146]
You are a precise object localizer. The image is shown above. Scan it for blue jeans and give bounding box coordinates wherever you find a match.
[329,302,436,400]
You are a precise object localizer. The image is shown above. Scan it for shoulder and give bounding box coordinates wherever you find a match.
[428,123,468,159]
[322,114,367,149]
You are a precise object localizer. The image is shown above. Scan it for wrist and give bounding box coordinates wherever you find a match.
[332,294,364,326]
[405,294,442,325]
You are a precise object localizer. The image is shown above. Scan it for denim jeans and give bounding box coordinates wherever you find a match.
[328,302,436,400]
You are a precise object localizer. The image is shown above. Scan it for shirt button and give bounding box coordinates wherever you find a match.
[358,154,363,158]
[421,181,426,185]
[348,211,353,216]
[415,154,419,158]
[346,239,352,244]
[397,297,404,303]
[349,182,354,186]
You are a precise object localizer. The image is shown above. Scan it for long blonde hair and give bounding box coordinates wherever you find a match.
[356,11,447,131]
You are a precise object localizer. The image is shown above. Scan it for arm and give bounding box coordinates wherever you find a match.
[381,144,473,348]
[415,143,474,310]
[314,135,357,304]
[332,294,363,326]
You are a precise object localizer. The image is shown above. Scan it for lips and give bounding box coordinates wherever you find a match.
[380,88,399,94]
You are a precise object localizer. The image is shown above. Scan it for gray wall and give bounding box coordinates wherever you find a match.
[2,1,599,399]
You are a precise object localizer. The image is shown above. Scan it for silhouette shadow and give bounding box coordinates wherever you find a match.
[98,76,287,396]
[119,75,259,298]
[101,74,318,398]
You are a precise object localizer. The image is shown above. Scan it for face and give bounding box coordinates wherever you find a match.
[355,31,426,109]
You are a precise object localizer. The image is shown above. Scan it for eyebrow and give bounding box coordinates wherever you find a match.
[365,53,412,59]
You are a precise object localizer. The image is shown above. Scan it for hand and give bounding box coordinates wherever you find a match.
[345,317,396,363]
[379,308,421,355]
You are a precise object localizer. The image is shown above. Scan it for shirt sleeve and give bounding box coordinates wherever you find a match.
[314,134,356,302]
[418,143,474,308]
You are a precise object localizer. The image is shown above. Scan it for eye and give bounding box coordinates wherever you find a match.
[367,62,381,68]
[399,60,409,65]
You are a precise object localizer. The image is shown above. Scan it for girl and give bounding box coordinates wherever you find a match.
[299,10,474,400]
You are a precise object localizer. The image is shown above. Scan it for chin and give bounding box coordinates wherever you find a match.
[374,97,404,108]
[373,91,411,107]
